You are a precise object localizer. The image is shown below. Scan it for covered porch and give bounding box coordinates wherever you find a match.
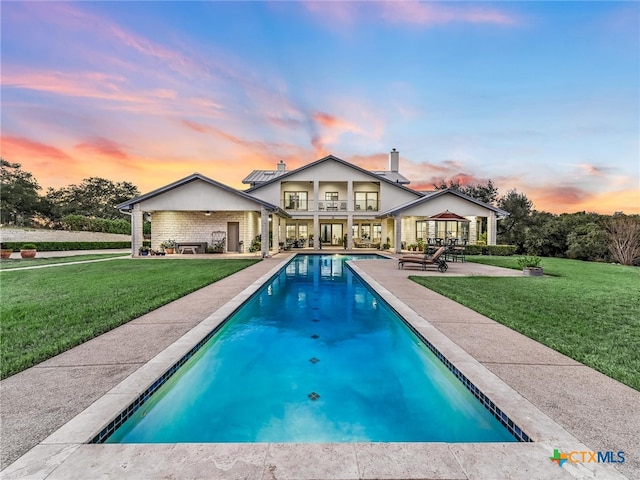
[117,173,290,258]
[376,189,508,254]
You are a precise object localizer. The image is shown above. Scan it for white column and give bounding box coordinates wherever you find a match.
[347,214,353,249]
[488,211,497,245]
[313,213,320,250]
[313,180,319,212]
[131,204,143,257]
[260,206,269,257]
[347,180,353,211]
[273,215,280,253]
[394,215,402,254]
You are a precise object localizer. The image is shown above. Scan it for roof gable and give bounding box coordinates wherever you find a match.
[245,154,421,195]
[378,189,509,217]
[117,173,289,216]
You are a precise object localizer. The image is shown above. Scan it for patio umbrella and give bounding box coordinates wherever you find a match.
[427,210,470,244]
[427,210,470,222]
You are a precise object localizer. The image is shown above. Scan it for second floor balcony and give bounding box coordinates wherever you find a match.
[282,198,379,212]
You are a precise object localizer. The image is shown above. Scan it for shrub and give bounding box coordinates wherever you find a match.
[61,215,131,234]
[517,256,542,269]
[21,243,37,250]
[464,244,516,256]
[0,242,130,251]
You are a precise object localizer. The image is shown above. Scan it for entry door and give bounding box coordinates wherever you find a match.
[227,222,240,252]
[321,223,343,245]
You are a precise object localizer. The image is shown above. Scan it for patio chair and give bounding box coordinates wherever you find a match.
[398,246,448,272]
[353,238,365,248]
[450,240,466,262]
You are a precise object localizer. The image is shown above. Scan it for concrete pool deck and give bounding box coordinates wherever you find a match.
[1,252,638,479]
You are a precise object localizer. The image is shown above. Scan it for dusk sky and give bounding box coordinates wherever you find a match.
[2,1,638,214]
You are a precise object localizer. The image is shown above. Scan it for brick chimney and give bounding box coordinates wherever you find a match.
[389,148,399,172]
[277,160,286,171]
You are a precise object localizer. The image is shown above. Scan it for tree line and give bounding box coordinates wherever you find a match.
[1,159,638,264]
[1,158,139,234]
[433,179,639,265]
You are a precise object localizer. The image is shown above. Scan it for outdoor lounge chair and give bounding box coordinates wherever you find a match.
[398,246,448,272]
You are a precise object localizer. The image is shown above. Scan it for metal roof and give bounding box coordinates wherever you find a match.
[371,171,411,184]
[242,169,290,186]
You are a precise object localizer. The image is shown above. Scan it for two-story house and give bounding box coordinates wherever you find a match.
[117,150,507,257]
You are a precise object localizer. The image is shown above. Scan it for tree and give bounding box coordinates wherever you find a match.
[433,179,499,205]
[0,158,42,226]
[497,189,533,252]
[46,177,139,221]
[604,215,640,265]
[461,179,499,205]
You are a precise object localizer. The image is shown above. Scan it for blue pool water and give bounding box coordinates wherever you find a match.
[107,254,516,443]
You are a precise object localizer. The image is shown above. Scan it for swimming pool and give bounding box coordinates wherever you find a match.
[103,254,517,443]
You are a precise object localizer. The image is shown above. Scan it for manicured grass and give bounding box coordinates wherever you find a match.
[410,257,640,391]
[0,253,129,270]
[0,258,260,379]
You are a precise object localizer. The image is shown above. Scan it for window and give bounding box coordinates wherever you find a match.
[354,192,378,211]
[436,221,469,241]
[360,223,371,240]
[325,192,339,210]
[286,224,297,239]
[325,192,338,201]
[298,224,308,239]
[372,223,382,240]
[416,221,428,241]
[284,191,308,210]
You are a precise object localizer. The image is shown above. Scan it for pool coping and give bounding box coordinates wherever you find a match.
[0,254,629,480]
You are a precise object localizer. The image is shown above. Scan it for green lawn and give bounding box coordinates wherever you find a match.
[410,256,640,391]
[0,258,261,379]
[0,253,129,270]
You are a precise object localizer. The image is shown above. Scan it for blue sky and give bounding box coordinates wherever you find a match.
[1,1,638,213]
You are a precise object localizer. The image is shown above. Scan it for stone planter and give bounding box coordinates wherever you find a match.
[523,267,543,277]
[1,249,13,259]
[20,249,37,259]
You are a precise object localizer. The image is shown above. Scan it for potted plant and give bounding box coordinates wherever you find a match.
[1,243,13,259]
[160,239,176,254]
[139,245,151,256]
[416,238,425,252]
[517,256,543,276]
[20,243,37,259]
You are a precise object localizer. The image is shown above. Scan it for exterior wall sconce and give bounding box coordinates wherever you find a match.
[204,211,211,216]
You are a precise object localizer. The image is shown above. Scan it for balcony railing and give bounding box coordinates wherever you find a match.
[281,199,379,212]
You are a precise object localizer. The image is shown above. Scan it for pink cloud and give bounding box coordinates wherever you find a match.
[578,164,609,176]
[301,1,518,27]
[529,185,592,208]
[74,137,129,161]
[349,153,389,171]
[1,135,71,161]
[385,2,517,26]
[2,68,147,104]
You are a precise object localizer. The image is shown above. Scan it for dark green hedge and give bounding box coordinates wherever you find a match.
[61,215,131,234]
[464,244,517,256]
[0,242,131,252]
